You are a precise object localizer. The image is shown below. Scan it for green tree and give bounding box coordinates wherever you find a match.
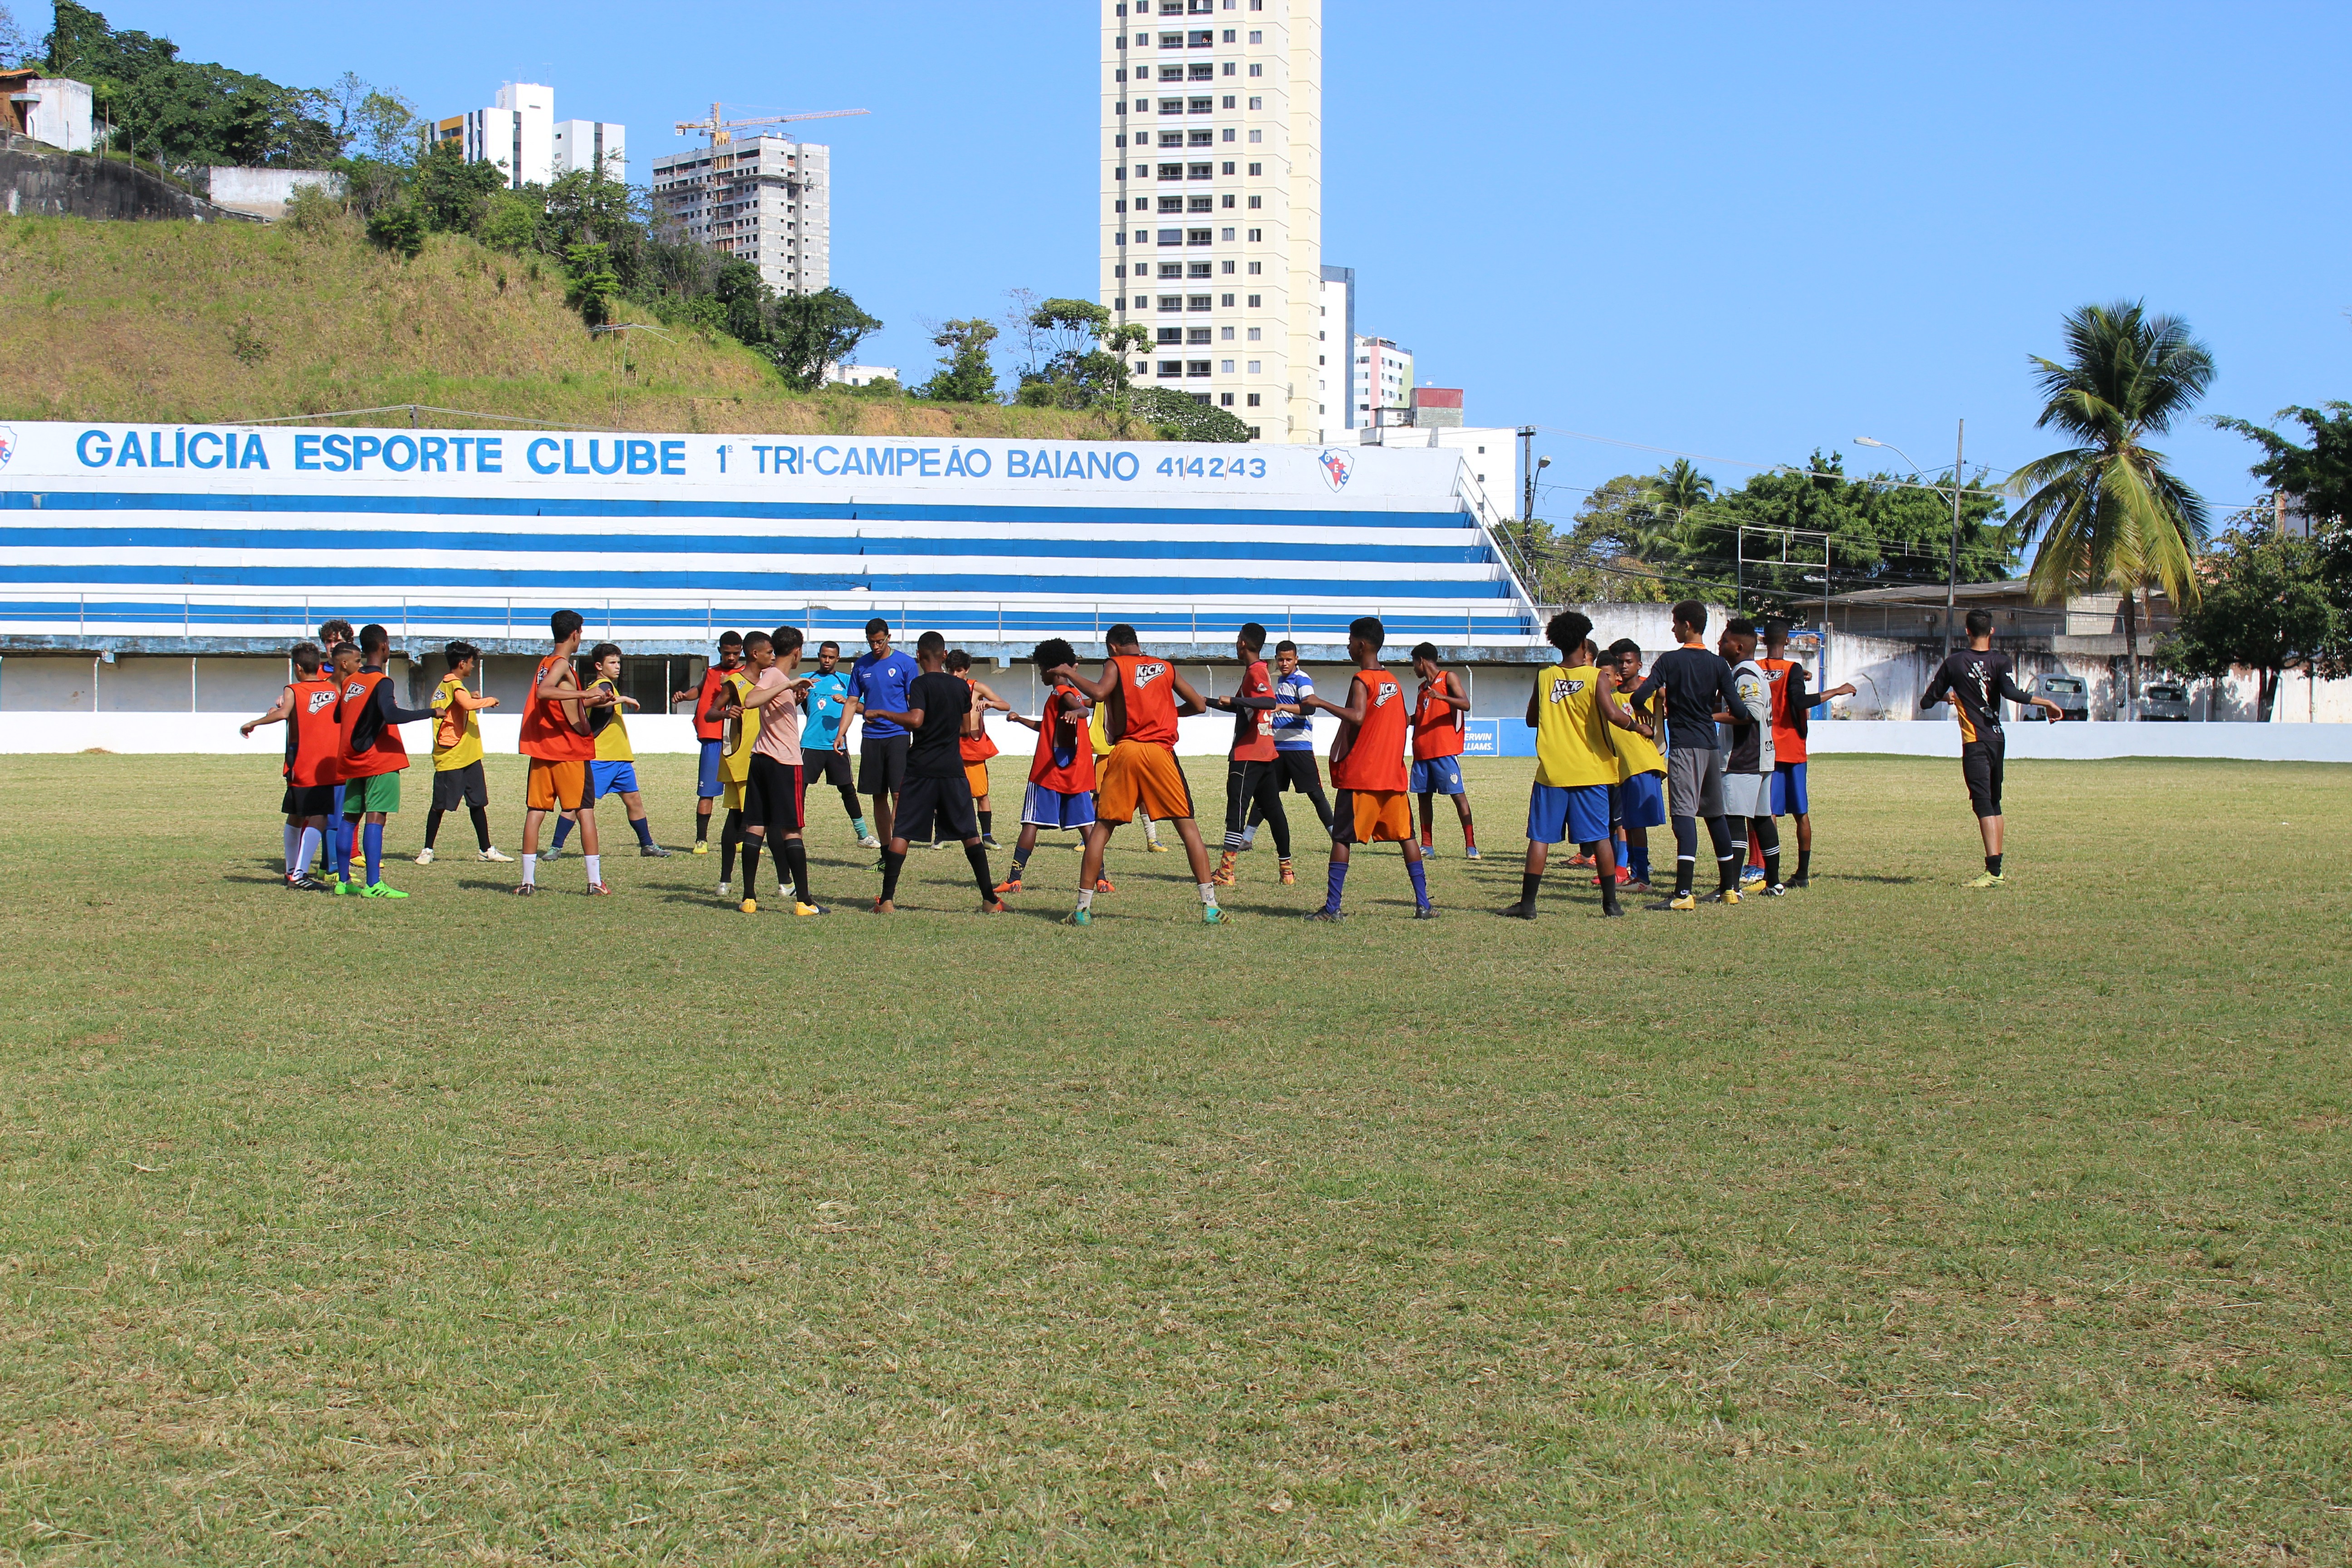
[2211,402,2352,530]
[562,242,622,327]
[1703,452,2015,607]
[2155,524,2337,720]
[764,287,883,391]
[44,1,339,168]
[2009,301,2215,714]
[410,139,505,234]
[916,318,1000,403]
[1130,386,1253,442]
[363,202,425,260]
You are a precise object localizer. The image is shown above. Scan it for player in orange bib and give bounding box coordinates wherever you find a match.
[1048,623,1224,925]
[240,639,339,890]
[1408,642,1480,858]
[514,608,616,896]
[946,648,1013,848]
[1299,615,1432,920]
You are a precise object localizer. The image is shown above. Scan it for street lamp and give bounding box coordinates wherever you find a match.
[1855,422,1966,660]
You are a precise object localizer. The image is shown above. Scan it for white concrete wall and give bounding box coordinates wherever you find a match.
[1808,720,2352,763]
[206,167,342,220]
[28,79,94,152]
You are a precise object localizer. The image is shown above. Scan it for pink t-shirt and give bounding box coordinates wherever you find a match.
[740,669,804,762]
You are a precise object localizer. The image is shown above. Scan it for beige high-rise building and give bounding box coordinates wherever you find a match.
[1100,0,1323,443]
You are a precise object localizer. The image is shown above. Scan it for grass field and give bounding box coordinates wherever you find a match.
[2,751,2347,1566]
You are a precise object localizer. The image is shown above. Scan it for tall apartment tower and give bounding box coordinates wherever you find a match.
[435,83,624,190]
[648,137,832,297]
[1100,0,1323,443]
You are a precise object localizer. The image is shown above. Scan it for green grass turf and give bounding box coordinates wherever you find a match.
[1,752,2346,1566]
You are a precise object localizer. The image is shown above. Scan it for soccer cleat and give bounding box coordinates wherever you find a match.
[1668,892,1697,911]
[585,882,613,897]
[1462,845,1483,860]
[1740,866,1766,887]
[542,845,565,860]
[640,843,671,858]
[1967,871,2007,889]
[1202,904,1226,924]
[359,882,408,898]
[858,833,882,849]
[512,882,537,897]
[1626,879,1653,894]
[993,874,1024,894]
[1412,904,1437,920]
[1709,888,1742,906]
[1418,836,1436,854]
[1145,838,1170,853]
[1064,907,1093,926]
[1565,852,1594,868]
[1601,903,1627,919]
[1304,907,1347,922]
[1279,858,1296,886]
[715,881,731,898]
[333,877,360,896]
[1503,901,1536,920]
[691,840,710,855]
[794,901,830,917]
[1758,883,1787,897]
[739,897,759,915]
[983,899,1008,915]
[285,872,329,892]
[873,898,896,915]
[982,834,999,849]
[414,847,435,865]
[1095,877,1116,894]
[1785,873,1809,888]
[478,846,513,862]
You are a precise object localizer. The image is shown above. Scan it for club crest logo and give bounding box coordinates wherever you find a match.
[1317,448,1354,491]
[0,427,15,468]
[1134,661,1169,687]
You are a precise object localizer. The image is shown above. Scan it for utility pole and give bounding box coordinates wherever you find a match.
[1943,418,1964,661]
[1518,425,1537,549]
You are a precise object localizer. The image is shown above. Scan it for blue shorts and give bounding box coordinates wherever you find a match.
[697,739,723,799]
[1617,771,1667,829]
[590,760,640,799]
[1528,783,1612,846]
[1772,761,1808,817]
[1409,755,1465,795]
[1021,781,1098,830]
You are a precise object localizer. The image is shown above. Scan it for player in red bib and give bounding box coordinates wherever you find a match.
[1204,620,1294,887]
[1754,618,1856,887]
[240,640,340,890]
[994,637,1098,894]
[672,630,744,855]
[333,623,438,897]
[515,609,616,895]
[1408,642,1480,859]
[1300,616,1432,920]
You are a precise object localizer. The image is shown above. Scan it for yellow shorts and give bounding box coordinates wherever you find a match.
[525,757,588,812]
[722,778,746,811]
[1096,740,1193,823]
[964,760,992,799]
[1333,788,1413,845]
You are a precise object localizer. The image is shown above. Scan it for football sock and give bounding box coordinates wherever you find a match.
[1462,823,1476,849]
[978,810,993,839]
[1198,881,1219,909]
[851,814,870,839]
[1706,815,1738,892]
[740,838,763,893]
[551,815,574,849]
[694,813,710,844]
[469,804,492,852]
[335,817,354,878]
[1755,817,1780,886]
[583,853,601,887]
[363,822,383,884]
[880,848,906,903]
[631,815,655,848]
[839,789,862,823]
[1520,871,1541,906]
[1671,816,1698,897]
[1632,843,1651,882]
[1010,844,1031,873]
[1406,858,1430,909]
[296,826,322,874]
[1748,836,1765,870]
[965,842,996,902]
[1323,860,1348,913]
[283,823,299,872]
[1986,853,2003,876]
[1796,848,1811,882]
[1076,887,1095,911]
[423,809,444,850]
[784,839,812,904]
[1419,829,1433,849]
[520,853,537,886]
[719,836,737,885]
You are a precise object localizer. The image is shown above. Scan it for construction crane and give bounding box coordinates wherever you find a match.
[672,104,869,148]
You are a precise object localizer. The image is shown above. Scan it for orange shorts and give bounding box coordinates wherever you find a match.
[1333,788,1412,845]
[964,760,992,799]
[525,757,589,812]
[1095,740,1194,823]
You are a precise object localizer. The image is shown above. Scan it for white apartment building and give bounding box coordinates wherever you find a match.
[1355,334,1414,424]
[433,83,624,190]
[649,137,832,297]
[1320,264,1355,431]
[1099,0,1323,443]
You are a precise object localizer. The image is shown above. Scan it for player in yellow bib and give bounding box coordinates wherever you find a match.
[1603,637,1668,891]
[1508,611,1649,920]
[704,658,763,899]
[549,642,669,862]
[417,640,509,865]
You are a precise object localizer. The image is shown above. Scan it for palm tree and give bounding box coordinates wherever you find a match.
[2009,301,2214,717]
[1639,458,1716,564]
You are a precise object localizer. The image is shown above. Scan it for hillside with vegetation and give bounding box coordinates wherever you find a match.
[0,214,1135,437]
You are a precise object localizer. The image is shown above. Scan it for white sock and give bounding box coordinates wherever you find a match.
[283,824,299,873]
[1076,888,1094,911]
[297,826,322,873]
[583,853,602,887]
[1199,882,1219,907]
[521,853,537,885]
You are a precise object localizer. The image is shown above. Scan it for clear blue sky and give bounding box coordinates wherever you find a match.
[61,0,2352,523]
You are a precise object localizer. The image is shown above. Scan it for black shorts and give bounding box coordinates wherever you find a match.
[1224,757,1287,838]
[281,783,336,818]
[859,733,910,795]
[895,771,979,844]
[801,747,854,791]
[431,760,489,811]
[744,753,805,838]
[1962,731,2006,818]
[1271,750,1324,796]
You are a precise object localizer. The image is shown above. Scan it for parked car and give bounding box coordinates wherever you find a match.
[2019,674,2088,721]
[2140,681,2196,721]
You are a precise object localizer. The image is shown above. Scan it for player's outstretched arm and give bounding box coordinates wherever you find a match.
[2035,696,2066,721]
[241,685,297,737]
[1304,690,1366,725]
[1596,669,1642,731]
[1049,661,1120,702]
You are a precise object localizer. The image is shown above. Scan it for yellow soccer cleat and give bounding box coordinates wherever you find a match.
[1668,892,1697,912]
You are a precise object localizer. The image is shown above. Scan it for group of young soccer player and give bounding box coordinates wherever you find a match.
[242,597,2044,918]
